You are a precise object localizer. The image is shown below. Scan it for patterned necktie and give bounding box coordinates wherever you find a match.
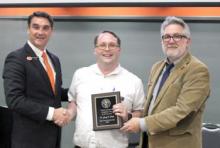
[42,52,55,93]
[157,63,174,95]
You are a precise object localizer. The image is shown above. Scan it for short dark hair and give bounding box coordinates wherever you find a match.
[27,11,54,28]
[94,30,121,47]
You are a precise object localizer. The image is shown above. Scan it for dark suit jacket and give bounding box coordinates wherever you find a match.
[0,106,12,148]
[2,43,68,148]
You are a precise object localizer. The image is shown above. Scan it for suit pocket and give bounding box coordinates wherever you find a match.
[169,128,193,136]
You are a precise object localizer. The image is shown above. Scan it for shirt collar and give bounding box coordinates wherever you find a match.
[165,52,188,65]
[92,64,122,76]
[27,40,46,57]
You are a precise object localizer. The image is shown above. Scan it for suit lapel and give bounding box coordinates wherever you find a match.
[144,61,165,115]
[24,44,55,95]
[153,68,180,107]
[152,53,191,111]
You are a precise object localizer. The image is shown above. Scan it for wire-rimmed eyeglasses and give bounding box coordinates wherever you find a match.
[95,44,119,50]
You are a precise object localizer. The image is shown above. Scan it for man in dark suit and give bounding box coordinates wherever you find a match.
[2,11,70,148]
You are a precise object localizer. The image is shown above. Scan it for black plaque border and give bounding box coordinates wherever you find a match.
[91,91,122,131]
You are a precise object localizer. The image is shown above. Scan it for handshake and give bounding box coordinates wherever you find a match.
[52,107,76,127]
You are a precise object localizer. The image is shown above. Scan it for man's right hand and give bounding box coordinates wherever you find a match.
[52,107,71,127]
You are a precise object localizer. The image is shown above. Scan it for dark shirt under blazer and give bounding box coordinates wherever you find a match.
[139,53,210,148]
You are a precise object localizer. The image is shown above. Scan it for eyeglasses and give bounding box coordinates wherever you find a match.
[162,34,187,42]
[96,44,119,50]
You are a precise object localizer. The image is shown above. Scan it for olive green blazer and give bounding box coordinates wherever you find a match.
[139,52,210,148]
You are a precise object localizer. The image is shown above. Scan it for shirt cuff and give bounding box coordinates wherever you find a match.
[46,107,54,121]
[139,118,148,132]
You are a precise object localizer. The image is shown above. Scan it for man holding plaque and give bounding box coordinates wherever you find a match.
[120,17,210,148]
[67,30,145,148]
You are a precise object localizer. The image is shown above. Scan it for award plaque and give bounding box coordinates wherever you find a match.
[91,91,122,131]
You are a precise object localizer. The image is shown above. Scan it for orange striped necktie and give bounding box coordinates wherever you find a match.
[42,52,55,93]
